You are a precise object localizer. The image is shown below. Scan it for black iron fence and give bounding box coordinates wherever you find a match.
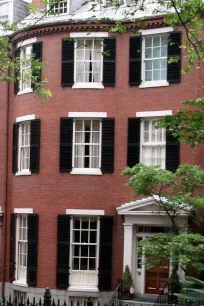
[0,283,123,306]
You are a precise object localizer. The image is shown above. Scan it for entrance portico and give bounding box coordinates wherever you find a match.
[116,197,189,294]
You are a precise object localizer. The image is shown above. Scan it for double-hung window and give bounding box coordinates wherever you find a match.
[140,118,166,169]
[143,35,168,83]
[73,119,101,171]
[74,39,103,88]
[18,121,31,173]
[127,111,180,172]
[16,215,28,283]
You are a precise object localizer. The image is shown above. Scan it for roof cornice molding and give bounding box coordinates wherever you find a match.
[11,18,166,43]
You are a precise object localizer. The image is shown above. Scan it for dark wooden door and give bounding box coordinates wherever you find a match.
[145,263,169,294]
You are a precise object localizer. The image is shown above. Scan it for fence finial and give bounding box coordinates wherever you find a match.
[44,288,52,306]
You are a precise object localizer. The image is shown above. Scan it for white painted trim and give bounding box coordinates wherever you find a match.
[68,285,99,292]
[14,208,33,214]
[12,281,28,287]
[139,27,174,36]
[66,209,104,216]
[17,89,33,96]
[70,32,108,38]
[136,110,172,117]
[17,37,37,49]
[70,168,102,175]
[72,83,104,89]
[15,170,31,176]
[139,81,169,88]
[68,112,107,118]
[16,114,35,123]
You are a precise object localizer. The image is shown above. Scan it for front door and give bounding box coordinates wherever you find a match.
[145,263,169,294]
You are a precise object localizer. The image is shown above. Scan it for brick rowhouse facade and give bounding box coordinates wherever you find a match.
[0,1,203,302]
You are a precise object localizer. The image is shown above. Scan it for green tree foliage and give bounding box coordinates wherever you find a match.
[122,164,204,279]
[175,277,204,302]
[157,98,204,147]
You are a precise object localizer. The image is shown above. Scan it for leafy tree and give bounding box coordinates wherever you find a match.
[122,164,204,284]
[175,276,204,303]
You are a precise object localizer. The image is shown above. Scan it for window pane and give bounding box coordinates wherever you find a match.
[145,37,152,48]
[153,70,160,81]
[81,258,88,270]
[74,245,80,256]
[161,58,167,69]
[92,120,100,131]
[161,46,167,57]
[145,60,152,70]
[153,59,160,69]
[145,71,152,81]
[73,258,79,270]
[73,231,80,243]
[82,219,89,229]
[90,245,96,257]
[153,36,160,47]
[145,48,152,59]
[153,47,160,58]
[74,218,80,229]
[89,258,96,270]
[161,69,167,80]
[81,231,88,243]
[90,219,97,229]
[161,36,168,46]
[81,245,88,257]
[90,231,96,243]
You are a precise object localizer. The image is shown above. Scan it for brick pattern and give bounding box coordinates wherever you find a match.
[0,27,203,292]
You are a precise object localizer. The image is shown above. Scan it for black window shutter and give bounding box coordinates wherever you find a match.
[166,132,180,172]
[14,48,20,94]
[60,118,73,172]
[30,119,41,173]
[10,213,16,282]
[167,32,182,83]
[57,215,71,289]
[127,118,141,167]
[32,41,43,89]
[101,118,115,173]
[27,214,39,286]
[12,123,19,174]
[98,216,113,291]
[61,39,74,87]
[103,38,116,87]
[129,36,142,86]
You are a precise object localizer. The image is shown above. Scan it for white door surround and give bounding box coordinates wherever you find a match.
[116,197,189,294]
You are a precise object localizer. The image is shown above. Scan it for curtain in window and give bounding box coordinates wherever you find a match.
[76,40,85,83]
[84,40,91,83]
[75,120,83,168]
[91,120,100,168]
[92,40,101,83]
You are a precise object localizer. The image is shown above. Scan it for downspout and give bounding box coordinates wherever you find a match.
[2,47,11,297]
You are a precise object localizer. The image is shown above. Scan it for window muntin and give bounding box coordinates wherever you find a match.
[141,119,166,168]
[20,45,32,92]
[50,0,68,14]
[73,119,101,169]
[18,122,31,172]
[74,39,103,84]
[71,217,98,271]
[16,215,28,281]
[144,35,168,82]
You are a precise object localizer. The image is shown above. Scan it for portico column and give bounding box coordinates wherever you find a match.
[123,223,133,271]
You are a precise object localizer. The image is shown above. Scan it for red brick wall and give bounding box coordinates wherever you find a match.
[4,27,204,290]
[0,82,8,285]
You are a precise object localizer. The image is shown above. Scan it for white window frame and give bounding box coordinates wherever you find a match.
[139,27,173,89]
[69,215,100,292]
[72,38,104,89]
[13,214,28,287]
[140,117,166,169]
[71,118,102,176]
[16,121,31,176]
